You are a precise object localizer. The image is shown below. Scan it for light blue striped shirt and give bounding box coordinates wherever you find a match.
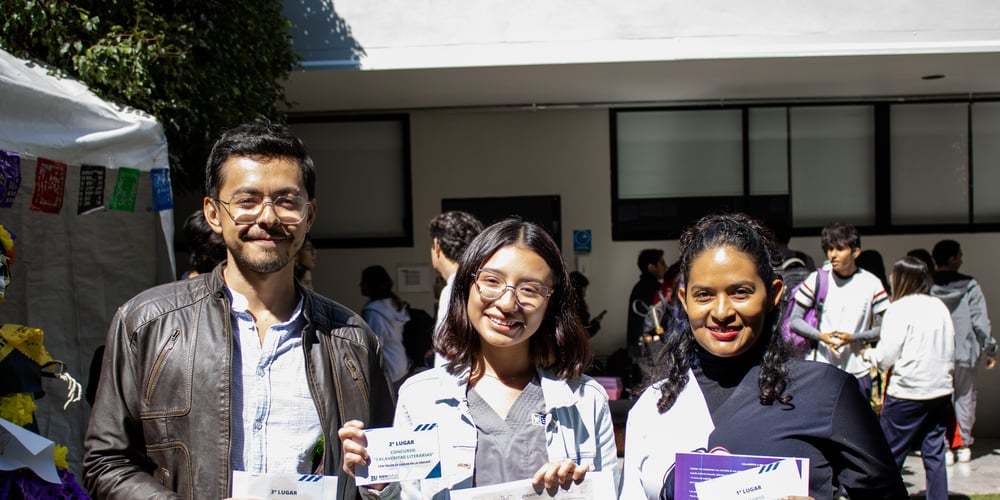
[229,288,321,474]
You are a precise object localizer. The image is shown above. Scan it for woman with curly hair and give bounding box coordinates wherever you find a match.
[339,218,618,499]
[620,213,905,499]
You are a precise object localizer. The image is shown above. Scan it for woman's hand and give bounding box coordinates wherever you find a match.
[531,461,590,494]
[337,420,388,491]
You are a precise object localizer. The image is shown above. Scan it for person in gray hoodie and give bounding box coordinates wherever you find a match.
[931,239,997,463]
[361,265,411,389]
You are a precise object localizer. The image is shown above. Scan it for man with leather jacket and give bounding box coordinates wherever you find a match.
[83,121,394,500]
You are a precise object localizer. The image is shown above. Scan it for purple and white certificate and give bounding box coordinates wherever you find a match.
[674,451,809,500]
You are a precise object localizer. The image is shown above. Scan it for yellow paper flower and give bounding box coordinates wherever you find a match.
[54,444,69,469]
[0,392,37,427]
[0,224,13,253]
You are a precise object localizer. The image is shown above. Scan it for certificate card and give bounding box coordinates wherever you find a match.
[450,470,616,500]
[354,424,442,486]
[231,471,337,500]
[674,452,809,500]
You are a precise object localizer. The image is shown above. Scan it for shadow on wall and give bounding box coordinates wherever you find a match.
[285,0,366,69]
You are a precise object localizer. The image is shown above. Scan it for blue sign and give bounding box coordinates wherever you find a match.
[573,230,592,253]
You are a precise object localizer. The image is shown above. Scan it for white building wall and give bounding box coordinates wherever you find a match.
[292,0,1000,69]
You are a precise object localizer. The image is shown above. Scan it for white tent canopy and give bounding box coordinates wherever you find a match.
[0,47,173,474]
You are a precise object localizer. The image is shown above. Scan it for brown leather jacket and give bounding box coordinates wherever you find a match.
[83,264,394,499]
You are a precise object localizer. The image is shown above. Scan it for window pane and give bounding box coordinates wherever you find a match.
[789,106,875,227]
[749,107,788,196]
[973,102,1000,223]
[616,109,742,199]
[290,119,408,240]
[891,103,968,225]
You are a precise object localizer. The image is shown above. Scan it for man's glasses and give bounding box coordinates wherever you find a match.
[472,269,553,310]
[215,194,310,225]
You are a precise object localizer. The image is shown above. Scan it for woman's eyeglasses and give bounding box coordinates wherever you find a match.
[472,269,552,310]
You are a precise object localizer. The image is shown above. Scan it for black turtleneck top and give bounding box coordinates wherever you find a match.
[682,338,907,500]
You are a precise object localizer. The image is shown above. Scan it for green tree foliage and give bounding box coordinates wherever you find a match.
[1,0,299,192]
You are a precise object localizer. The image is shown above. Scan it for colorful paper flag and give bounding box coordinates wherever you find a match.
[0,151,21,208]
[150,168,173,211]
[109,167,140,212]
[29,158,67,214]
[78,165,106,215]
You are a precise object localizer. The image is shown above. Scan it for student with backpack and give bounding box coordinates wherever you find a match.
[779,258,828,358]
[786,222,889,400]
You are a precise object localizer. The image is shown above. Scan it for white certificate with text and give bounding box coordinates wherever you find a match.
[231,471,337,500]
[693,458,807,500]
[354,423,442,486]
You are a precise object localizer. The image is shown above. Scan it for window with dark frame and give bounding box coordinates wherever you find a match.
[611,99,1000,241]
[287,114,412,248]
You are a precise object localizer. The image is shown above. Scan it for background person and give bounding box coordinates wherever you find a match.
[570,271,605,338]
[360,264,411,389]
[627,249,667,356]
[620,213,904,499]
[861,256,955,500]
[428,211,484,366]
[339,219,618,499]
[787,222,889,400]
[180,207,226,279]
[931,239,997,464]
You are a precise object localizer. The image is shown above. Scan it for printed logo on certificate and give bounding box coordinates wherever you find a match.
[674,452,809,500]
[355,423,442,486]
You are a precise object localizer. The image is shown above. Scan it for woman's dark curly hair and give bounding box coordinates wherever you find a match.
[435,218,592,380]
[650,213,792,413]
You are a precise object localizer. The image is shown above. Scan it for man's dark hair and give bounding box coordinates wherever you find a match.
[183,209,226,274]
[428,211,484,262]
[204,120,315,200]
[637,249,664,274]
[820,222,861,252]
[906,248,935,273]
[932,239,961,267]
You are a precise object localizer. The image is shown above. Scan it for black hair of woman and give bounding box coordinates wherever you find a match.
[648,212,792,413]
[890,256,932,301]
[905,248,935,276]
[361,265,404,310]
[436,218,592,380]
[856,249,889,291]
